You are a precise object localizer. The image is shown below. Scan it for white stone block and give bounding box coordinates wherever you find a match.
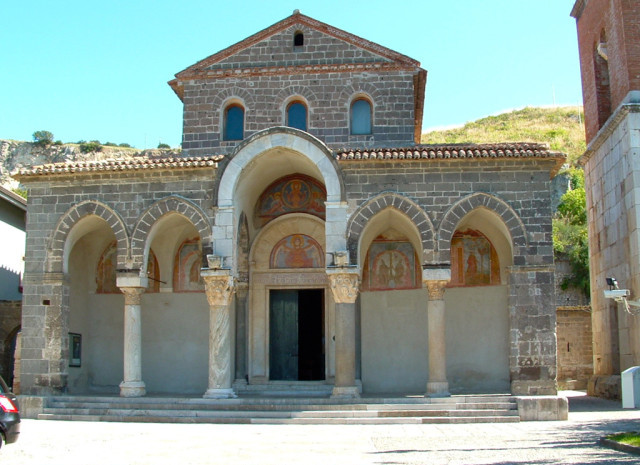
[621,366,640,408]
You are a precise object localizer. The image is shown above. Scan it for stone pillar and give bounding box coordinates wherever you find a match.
[234,281,249,384]
[202,267,236,399]
[327,267,360,398]
[424,267,451,397]
[20,272,70,395]
[117,273,147,397]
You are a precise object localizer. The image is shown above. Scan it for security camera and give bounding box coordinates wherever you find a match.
[606,277,619,289]
[604,289,630,300]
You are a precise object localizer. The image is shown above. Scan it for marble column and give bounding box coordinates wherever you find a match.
[202,268,237,399]
[424,277,450,397]
[327,267,360,398]
[117,274,147,398]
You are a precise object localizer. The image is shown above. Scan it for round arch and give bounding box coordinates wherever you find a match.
[131,195,212,271]
[347,193,435,266]
[438,193,528,263]
[213,127,345,273]
[47,200,130,274]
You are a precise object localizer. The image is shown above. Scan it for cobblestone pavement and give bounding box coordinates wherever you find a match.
[2,393,639,465]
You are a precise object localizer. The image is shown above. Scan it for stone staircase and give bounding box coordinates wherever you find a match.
[36,394,520,424]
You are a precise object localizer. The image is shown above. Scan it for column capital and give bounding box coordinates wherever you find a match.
[202,270,236,307]
[326,268,360,304]
[119,286,145,305]
[424,280,449,300]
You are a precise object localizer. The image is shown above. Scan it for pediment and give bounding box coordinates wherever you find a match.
[171,12,421,87]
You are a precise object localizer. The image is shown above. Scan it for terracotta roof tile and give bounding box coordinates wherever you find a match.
[335,143,566,176]
[14,156,222,178]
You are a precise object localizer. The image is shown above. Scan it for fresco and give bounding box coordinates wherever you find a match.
[173,238,204,292]
[364,240,418,291]
[270,234,324,269]
[450,229,500,286]
[96,242,159,293]
[256,174,326,226]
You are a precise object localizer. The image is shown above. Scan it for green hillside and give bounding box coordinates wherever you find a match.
[421,106,586,165]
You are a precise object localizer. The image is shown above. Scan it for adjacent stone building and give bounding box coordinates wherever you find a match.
[572,0,640,399]
[15,12,564,400]
[0,185,25,387]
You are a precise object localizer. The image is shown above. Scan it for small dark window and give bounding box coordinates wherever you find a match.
[224,104,244,141]
[350,99,372,135]
[287,101,307,131]
[294,32,304,47]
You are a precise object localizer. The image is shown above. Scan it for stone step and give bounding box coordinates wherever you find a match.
[45,401,517,412]
[37,413,520,425]
[39,394,520,425]
[41,406,518,419]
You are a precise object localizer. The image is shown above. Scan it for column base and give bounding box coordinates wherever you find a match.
[119,381,146,398]
[426,381,450,397]
[203,388,237,399]
[331,386,360,399]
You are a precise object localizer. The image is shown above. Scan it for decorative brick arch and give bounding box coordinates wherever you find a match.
[276,85,319,109]
[339,82,383,108]
[437,193,528,262]
[46,200,130,273]
[131,196,212,269]
[211,87,256,114]
[346,193,435,265]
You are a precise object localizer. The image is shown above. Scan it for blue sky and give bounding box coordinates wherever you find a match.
[1,1,582,149]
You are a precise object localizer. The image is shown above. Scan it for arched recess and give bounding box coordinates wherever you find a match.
[131,206,210,394]
[357,203,428,394]
[440,194,519,394]
[438,193,527,263]
[214,127,345,273]
[47,200,130,274]
[131,196,212,272]
[347,193,435,267]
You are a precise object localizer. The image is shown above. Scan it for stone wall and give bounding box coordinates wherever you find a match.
[341,158,558,395]
[555,256,593,390]
[572,0,640,142]
[182,70,417,154]
[580,104,640,398]
[19,168,215,395]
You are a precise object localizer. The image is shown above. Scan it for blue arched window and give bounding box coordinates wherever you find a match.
[224,104,244,141]
[287,101,307,131]
[350,98,372,135]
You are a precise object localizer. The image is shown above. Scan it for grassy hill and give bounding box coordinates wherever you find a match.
[421,106,586,165]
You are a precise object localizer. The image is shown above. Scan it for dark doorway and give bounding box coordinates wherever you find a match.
[269,289,324,381]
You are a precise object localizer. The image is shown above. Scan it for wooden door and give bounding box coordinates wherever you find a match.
[269,290,299,380]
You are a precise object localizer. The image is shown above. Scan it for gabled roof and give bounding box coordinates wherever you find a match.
[168,10,424,100]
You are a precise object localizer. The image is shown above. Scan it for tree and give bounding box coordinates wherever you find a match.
[32,130,54,147]
[157,143,170,149]
[553,168,589,297]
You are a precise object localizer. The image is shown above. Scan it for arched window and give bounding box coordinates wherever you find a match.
[224,104,244,141]
[594,30,612,129]
[294,31,304,47]
[287,101,307,131]
[350,98,372,135]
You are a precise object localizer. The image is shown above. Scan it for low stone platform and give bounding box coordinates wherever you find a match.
[17,393,568,424]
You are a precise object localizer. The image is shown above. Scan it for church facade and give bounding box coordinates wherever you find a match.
[16,12,563,399]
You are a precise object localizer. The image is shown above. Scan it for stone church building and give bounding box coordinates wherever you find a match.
[572,0,640,399]
[16,12,564,400]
